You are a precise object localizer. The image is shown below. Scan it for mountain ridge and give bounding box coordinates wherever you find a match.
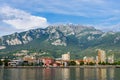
[0,24,120,59]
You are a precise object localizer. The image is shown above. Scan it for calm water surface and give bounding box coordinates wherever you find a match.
[0,67,120,80]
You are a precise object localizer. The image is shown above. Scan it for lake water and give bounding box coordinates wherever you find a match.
[0,67,120,80]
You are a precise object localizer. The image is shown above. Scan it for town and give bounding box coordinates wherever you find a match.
[0,49,118,67]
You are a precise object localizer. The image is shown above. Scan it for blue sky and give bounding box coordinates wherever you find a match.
[0,0,120,36]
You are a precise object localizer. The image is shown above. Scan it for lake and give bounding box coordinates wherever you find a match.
[0,67,120,80]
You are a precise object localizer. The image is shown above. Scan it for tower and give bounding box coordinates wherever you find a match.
[98,49,106,63]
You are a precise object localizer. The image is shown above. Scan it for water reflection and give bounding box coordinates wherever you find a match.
[109,68,114,80]
[0,67,117,80]
[62,68,70,80]
[83,68,96,80]
[75,68,80,80]
[96,68,107,80]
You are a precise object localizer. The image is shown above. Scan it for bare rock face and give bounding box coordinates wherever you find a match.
[51,39,66,46]
[0,24,120,51]
[0,46,6,50]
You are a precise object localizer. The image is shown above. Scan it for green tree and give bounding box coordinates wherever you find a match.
[68,61,76,66]
[88,62,95,65]
[0,60,3,65]
[101,62,106,65]
[4,59,10,66]
[98,62,106,65]
[80,61,84,65]
[98,62,101,65]
[116,61,120,65]
[39,62,44,66]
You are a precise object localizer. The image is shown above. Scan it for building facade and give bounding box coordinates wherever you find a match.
[98,49,106,63]
[40,57,54,67]
[62,52,70,61]
[83,56,95,64]
[108,54,114,64]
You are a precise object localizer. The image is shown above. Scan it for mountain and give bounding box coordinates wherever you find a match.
[1,24,120,59]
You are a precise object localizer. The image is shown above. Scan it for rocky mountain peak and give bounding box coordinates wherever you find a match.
[0,24,120,54]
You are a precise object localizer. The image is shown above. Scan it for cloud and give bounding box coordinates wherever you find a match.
[0,22,24,36]
[1,0,120,33]
[85,22,120,32]
[0,6,49,30]
[0,0,106,17]
[1,0,120,18]
[32,0,105,17]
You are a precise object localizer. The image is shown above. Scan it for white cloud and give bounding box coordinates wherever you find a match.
[85,22,120,32]
[28,0,107,16]
[1,0,120,33]
[0,6,49,30]
[1,0,119,18]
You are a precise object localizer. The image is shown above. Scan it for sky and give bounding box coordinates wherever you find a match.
[0,0,120,36]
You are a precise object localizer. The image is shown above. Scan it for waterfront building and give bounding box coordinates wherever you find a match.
[62,52,70,61]
[75,60,83,65]
[8,59,23,66]
[96,56,99,64]
[108,54,114,64]
[8,60,23,66]
[23,55,36,63]
[98,49,106,63]
[40,57,54,67]
[83,56,87,64]
[83,56,95,64]
[53,62,61,67]
[55,60,63,66]
[61,52,70,66]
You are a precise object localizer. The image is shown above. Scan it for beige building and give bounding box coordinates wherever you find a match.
[23,55,36,63]
[98,49,106,63]
[62,52,70,61]
[83,56,95,64]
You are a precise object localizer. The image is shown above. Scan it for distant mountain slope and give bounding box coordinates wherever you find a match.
[1,24,120,59]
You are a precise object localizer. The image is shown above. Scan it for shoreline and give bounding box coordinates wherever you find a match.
[0,65,120,69]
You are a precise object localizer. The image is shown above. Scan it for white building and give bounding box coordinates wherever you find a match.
[8,60,23,66]
[108,54,114,64]
[62,52,70,61]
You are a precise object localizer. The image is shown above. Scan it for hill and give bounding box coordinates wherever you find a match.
[0,24,120,60]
